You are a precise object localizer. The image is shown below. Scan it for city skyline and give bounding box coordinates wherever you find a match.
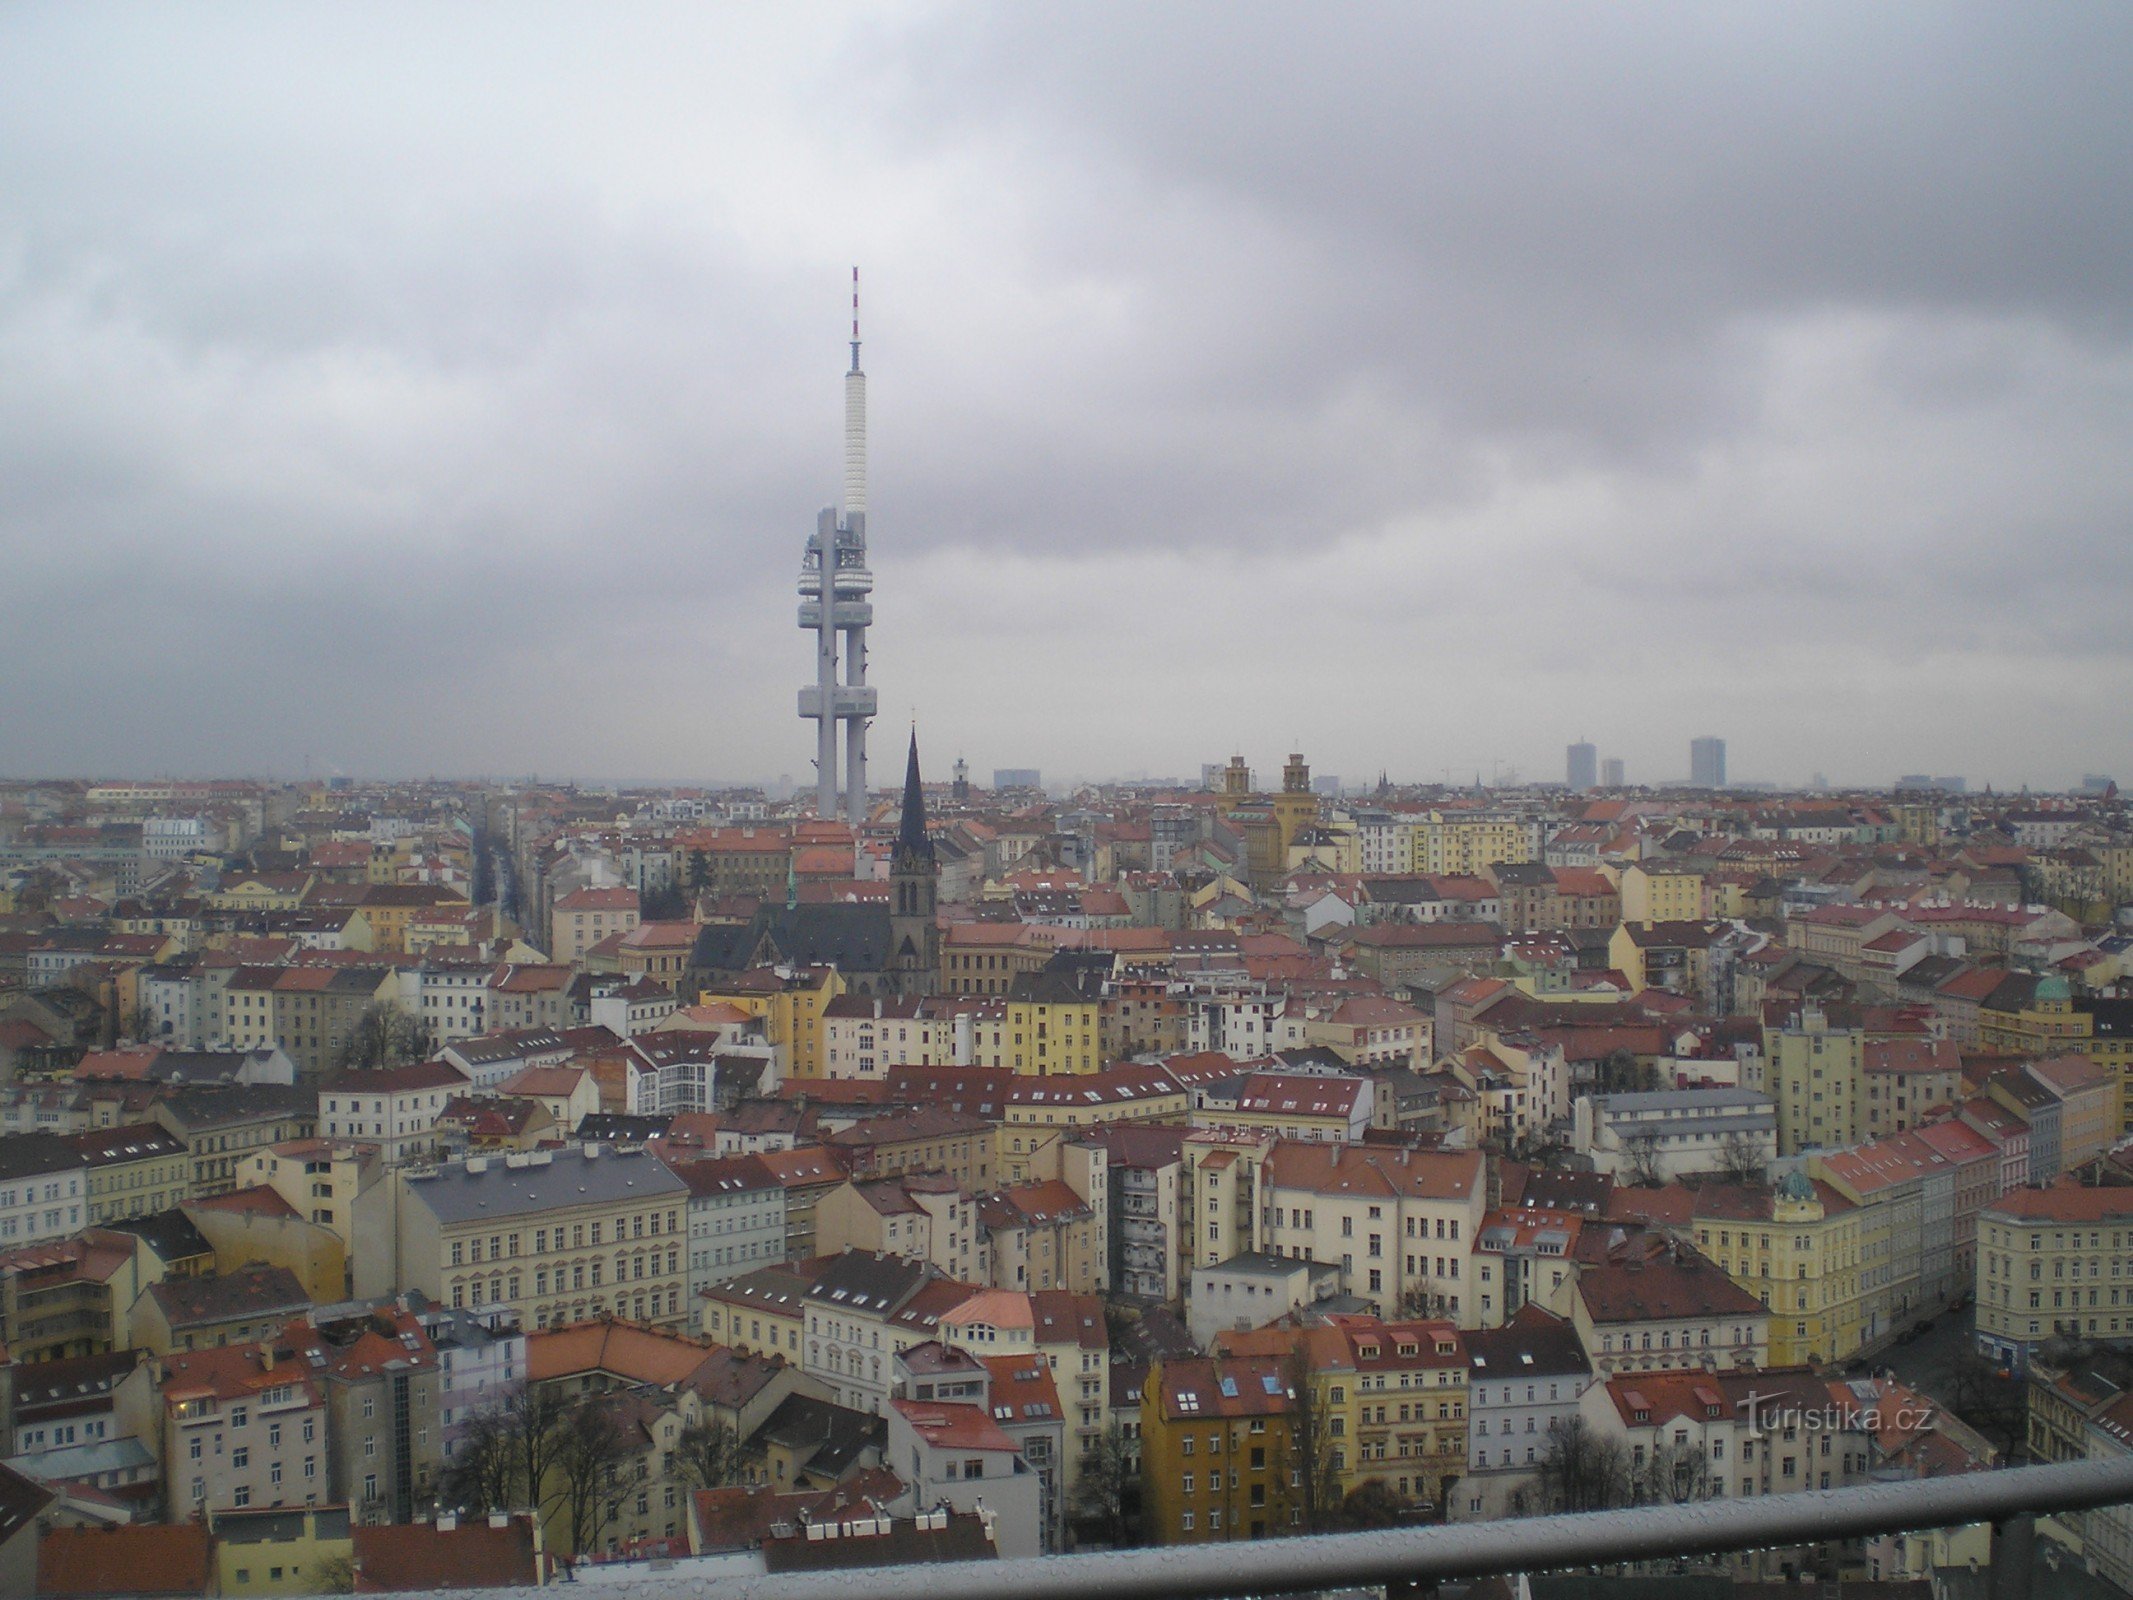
[4,7,2132,791]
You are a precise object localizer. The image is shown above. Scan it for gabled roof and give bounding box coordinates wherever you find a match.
[1576,1244,1767,1325]
[1262,1141,1483,1203]
[1463,1303,1591,1380]
[1983,1183,2133,1224]
[0,1460,54,1557]
[147,1262,310,1330]
[526,1317,724,1386]
[321,1058,472,1096]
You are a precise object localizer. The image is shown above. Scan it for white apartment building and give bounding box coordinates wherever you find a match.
[0,1134,88,1247]
[1571,1089,1778,1182]
[1256,1143,1490,1322]
[318,1059,471,1165]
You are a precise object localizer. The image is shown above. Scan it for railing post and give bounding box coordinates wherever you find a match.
[1989,1512,2035,1600]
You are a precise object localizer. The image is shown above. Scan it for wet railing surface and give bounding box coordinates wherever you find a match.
[431,1456,2133,1600]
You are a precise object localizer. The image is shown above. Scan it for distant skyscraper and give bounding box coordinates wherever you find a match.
[1566,742,1598,792]
[1601,757,1626,788]
[797,270,878,824]
[1690,736,1727,789]
[994,768,1041,791]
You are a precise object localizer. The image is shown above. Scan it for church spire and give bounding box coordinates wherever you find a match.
[897,728,933,863]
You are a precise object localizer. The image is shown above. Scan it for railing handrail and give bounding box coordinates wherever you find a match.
[433,1456,2133,1600]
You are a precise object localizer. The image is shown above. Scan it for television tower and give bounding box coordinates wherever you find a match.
[798,269,878,824]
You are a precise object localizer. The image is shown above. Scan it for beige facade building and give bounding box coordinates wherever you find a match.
[814,1173,982,1285]
[977,1179,1106,1295]
[71,1123,193,1225]
[115,1342,329,1516]
[1977,1184,2133,1372]
[237,1139,383,1253]
[548,887,640,965]
[355,1144,692,1330]
[1256,1143,1490,1323]
[319,1059,471,1165]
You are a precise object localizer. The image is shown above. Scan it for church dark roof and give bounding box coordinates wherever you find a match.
[896,731,934,866]
[688,904,893,979]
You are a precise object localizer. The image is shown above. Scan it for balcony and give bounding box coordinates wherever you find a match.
[797,685,880,720]
[442,1457,2133,1599]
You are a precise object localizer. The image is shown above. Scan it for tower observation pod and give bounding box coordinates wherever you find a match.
[798,268,878,825]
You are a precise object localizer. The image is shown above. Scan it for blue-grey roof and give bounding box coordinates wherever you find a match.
[1589,1088,1773,1112]
[6,1436,155,1483]
[404,1143,687,1226]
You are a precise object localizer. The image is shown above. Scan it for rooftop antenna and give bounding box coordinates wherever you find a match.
[843,266,867,519]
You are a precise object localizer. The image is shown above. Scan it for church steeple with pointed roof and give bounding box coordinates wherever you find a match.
[888,728,939,995]
[896,730,935,866]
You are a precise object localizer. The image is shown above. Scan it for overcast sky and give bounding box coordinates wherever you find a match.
[4,4,2131,793]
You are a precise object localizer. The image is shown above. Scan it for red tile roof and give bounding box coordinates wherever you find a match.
[890,1397,1020,1452]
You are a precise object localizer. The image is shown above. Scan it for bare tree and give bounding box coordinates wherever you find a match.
[1338,1479,1409,1529]
[671,1415,744,1493]
[438,1408,519,1515]
[1280,1346,1345,1533]
[1531,1416,1632,1514]
[1070,1417,1136,1548]
[1595,1047,1658,1096]
[1397,1278,1457,1321]
[333,1002,435,1072]
[553,1399,636,1560]
[1714,1131,1767,1185]
[1634,1439,1715,1505]
[1621,1127,1666,1188]
[501,1381,573,1523]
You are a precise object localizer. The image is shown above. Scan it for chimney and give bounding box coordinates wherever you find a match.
[488,1512,509,1529]
[438,1510,458,1532]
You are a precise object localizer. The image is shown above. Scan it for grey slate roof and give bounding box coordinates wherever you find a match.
[107,1209,214,1264]
[688,904,893,977]
[1589,1087,1772,1113]
[403,1143,688,1226]
[0,1131,82,1183]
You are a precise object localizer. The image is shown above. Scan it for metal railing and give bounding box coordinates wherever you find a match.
[432,1456,2133,1600]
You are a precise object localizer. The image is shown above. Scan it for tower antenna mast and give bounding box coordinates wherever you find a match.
[799,268,877,825]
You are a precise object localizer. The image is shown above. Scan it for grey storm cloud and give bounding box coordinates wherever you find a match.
[1,3,2131,789]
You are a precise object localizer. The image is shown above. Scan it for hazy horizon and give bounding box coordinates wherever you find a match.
[5,5,2131,791]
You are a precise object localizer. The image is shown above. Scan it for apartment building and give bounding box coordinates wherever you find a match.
[281,1303,443,1524]
[1258,1144,1489,1323]
[1456,1305,1592,1520]
[1977,1184,2133,1372]
[115,1343,329,1516]
[1137,1354,1301,1544]
[668,1153,788,1300]
[318,1059,471,1165]
[355,1144,691,1330]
